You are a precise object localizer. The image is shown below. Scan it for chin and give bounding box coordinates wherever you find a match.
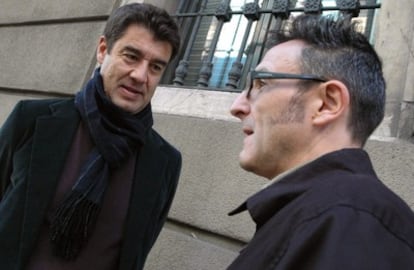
[114,101,139,114]
[239,156,255,173]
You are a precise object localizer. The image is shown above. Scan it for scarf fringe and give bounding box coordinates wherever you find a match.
[50,190,100,260]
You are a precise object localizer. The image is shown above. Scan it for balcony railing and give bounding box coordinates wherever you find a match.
[160,0,381,92]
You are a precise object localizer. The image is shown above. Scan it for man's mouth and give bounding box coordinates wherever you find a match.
[122,85,141,94]
[242,127,254,136]
[120,85,144,99]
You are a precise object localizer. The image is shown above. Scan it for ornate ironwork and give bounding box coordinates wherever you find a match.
[226,61,244,89]
[304,0,323,14]
[173,0,208,86]
[197,61,213,87]
[215,1,232,22]
[168,0,381,90]
[243,2,260,21]
[272,0,290,19]
[173,60,189,85]
[225,1,260,89]
[337,0,361,17]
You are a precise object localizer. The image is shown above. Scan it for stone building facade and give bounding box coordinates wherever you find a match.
[0,0,413,269]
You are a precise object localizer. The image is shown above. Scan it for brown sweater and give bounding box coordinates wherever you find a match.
[26,121,136,270]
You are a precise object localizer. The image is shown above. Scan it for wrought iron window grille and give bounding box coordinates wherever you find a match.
[160,0,381,92]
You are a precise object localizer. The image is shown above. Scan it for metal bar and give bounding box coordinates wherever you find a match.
[226,0,260,89]
[196,22,225,87]
[173,0,209,86]
[197,0,232,87]
[172,4,381,18]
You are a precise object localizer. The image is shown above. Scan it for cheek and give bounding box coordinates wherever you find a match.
[253,123,274,157]
[149,74,162,87]
[99,54,112,73]
[100,63,115,87]
[254,112,285,157]
[254,108,277,139]
[145,75,163,96]
[147,82,157,97]
[101,71,115,94]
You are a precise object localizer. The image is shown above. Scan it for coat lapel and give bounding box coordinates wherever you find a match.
[18,100,80,263]
[118,132,168,270]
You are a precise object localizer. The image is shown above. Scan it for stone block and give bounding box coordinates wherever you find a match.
[366,139,414,209]
[374,0,414,137]
[145,226,238,270]
[0,22,105,94]
[0,0,117,23]
[154,113,263,243]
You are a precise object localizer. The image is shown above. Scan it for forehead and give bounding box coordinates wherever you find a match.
[113,24,172,61]
[257,40,306,73]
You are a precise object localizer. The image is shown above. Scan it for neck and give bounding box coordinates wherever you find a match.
[269,126,360,180]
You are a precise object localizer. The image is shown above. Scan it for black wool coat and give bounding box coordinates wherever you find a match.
[0,98,181,270]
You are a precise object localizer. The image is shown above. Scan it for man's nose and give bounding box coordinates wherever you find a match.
[130,62,149,83]
[230,91,250,120]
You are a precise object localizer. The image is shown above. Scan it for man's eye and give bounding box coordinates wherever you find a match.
[123,53,138,61]
[247,79,266,99]
[151,64,164,73]
[253,79,265,89]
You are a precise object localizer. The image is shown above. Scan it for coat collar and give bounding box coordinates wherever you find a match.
[229,149,376,228]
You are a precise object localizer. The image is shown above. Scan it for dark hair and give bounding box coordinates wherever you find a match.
[103,3,181,60]
[269,15,385,145]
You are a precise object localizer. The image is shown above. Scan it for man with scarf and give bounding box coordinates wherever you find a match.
[228,15,414,269]
[0,3,181,270]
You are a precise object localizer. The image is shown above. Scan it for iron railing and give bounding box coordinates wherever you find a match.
[161,0,381,92]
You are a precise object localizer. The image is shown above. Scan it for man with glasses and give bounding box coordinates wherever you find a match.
[228,15,414,269]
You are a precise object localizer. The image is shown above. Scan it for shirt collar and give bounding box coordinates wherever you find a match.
[228,149,373,226]
[228,159,312,216]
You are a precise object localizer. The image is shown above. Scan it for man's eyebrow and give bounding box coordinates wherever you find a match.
[122,45,141,55]
[122,45,168,67]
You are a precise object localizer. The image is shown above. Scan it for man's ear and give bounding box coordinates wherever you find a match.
[96,36,107,64]
[312,80,350,125]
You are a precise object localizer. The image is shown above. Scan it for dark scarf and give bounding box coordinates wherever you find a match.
[50,68,153,260]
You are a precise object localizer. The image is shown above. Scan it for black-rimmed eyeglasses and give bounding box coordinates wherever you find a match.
[247,70,328,97]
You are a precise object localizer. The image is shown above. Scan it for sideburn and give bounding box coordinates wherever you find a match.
[270,91,306,125]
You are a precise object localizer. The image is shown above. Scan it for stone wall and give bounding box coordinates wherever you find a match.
[374,0,414,140]
[1,1,414,269]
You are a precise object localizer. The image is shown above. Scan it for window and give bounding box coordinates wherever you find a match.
[162,0,381,91]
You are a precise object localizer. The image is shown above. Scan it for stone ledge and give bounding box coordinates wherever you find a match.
[153,86,396,140]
